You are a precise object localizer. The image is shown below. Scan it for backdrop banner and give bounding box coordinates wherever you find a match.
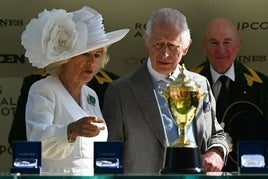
[0,0,267,173]
[0,78,22,173]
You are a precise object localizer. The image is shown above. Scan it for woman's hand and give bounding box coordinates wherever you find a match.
[68,116,105,139]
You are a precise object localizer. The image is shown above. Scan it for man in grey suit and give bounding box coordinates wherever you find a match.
[103,8,229,174]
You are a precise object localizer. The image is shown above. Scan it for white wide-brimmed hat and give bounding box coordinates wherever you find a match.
[21,6,129,68]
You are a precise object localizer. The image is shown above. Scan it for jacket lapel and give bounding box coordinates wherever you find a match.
[129,64,167,146]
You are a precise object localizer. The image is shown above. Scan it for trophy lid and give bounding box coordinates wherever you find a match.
[169,64,198,91]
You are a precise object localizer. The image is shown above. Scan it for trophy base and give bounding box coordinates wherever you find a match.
[161,146,205,174]
[161,167,204,174]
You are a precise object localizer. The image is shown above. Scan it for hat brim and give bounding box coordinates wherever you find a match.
[64,28,129,61]
[221,101,268,166]
[222,101,265,135]
[222,101,263,123]
[223,100,268,145]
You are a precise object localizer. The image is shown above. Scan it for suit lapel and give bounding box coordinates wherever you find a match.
[129,64,167,146]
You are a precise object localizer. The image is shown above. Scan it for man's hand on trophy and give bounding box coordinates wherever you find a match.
[201,147,224,172]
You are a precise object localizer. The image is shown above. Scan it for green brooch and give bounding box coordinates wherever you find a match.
[87,95,96,106]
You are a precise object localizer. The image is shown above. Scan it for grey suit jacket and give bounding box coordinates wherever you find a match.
[103,63,228,174]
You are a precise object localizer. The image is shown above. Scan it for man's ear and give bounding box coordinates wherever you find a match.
[182,39,192,55]
[236,36,242,50]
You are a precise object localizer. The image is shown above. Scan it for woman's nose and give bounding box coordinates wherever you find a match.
[86,56,96,64]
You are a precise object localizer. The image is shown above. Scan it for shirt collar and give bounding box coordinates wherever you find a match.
[210,63,235,84]
[147,58,181,82]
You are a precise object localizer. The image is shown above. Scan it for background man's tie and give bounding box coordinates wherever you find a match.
[216,75,228,122]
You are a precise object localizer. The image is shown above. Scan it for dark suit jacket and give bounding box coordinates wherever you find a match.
[103,63,229,174]
[191,60,268,171]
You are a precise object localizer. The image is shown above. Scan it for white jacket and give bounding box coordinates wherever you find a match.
[26,75,108,175]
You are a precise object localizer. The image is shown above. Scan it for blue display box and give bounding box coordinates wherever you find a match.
[10,141,42,174]
[238,141,268,174]
[94,141,123,174]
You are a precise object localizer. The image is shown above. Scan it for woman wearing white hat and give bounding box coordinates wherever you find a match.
[21,6,129,175]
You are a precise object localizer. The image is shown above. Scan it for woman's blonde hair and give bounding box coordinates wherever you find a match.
[46,46,110,76]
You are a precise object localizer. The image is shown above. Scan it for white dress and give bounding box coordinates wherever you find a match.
[26,75,108,175]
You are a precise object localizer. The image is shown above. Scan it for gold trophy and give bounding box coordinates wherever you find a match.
[160,64,205,174]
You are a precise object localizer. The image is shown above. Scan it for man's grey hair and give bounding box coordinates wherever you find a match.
[144,8,191,49]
